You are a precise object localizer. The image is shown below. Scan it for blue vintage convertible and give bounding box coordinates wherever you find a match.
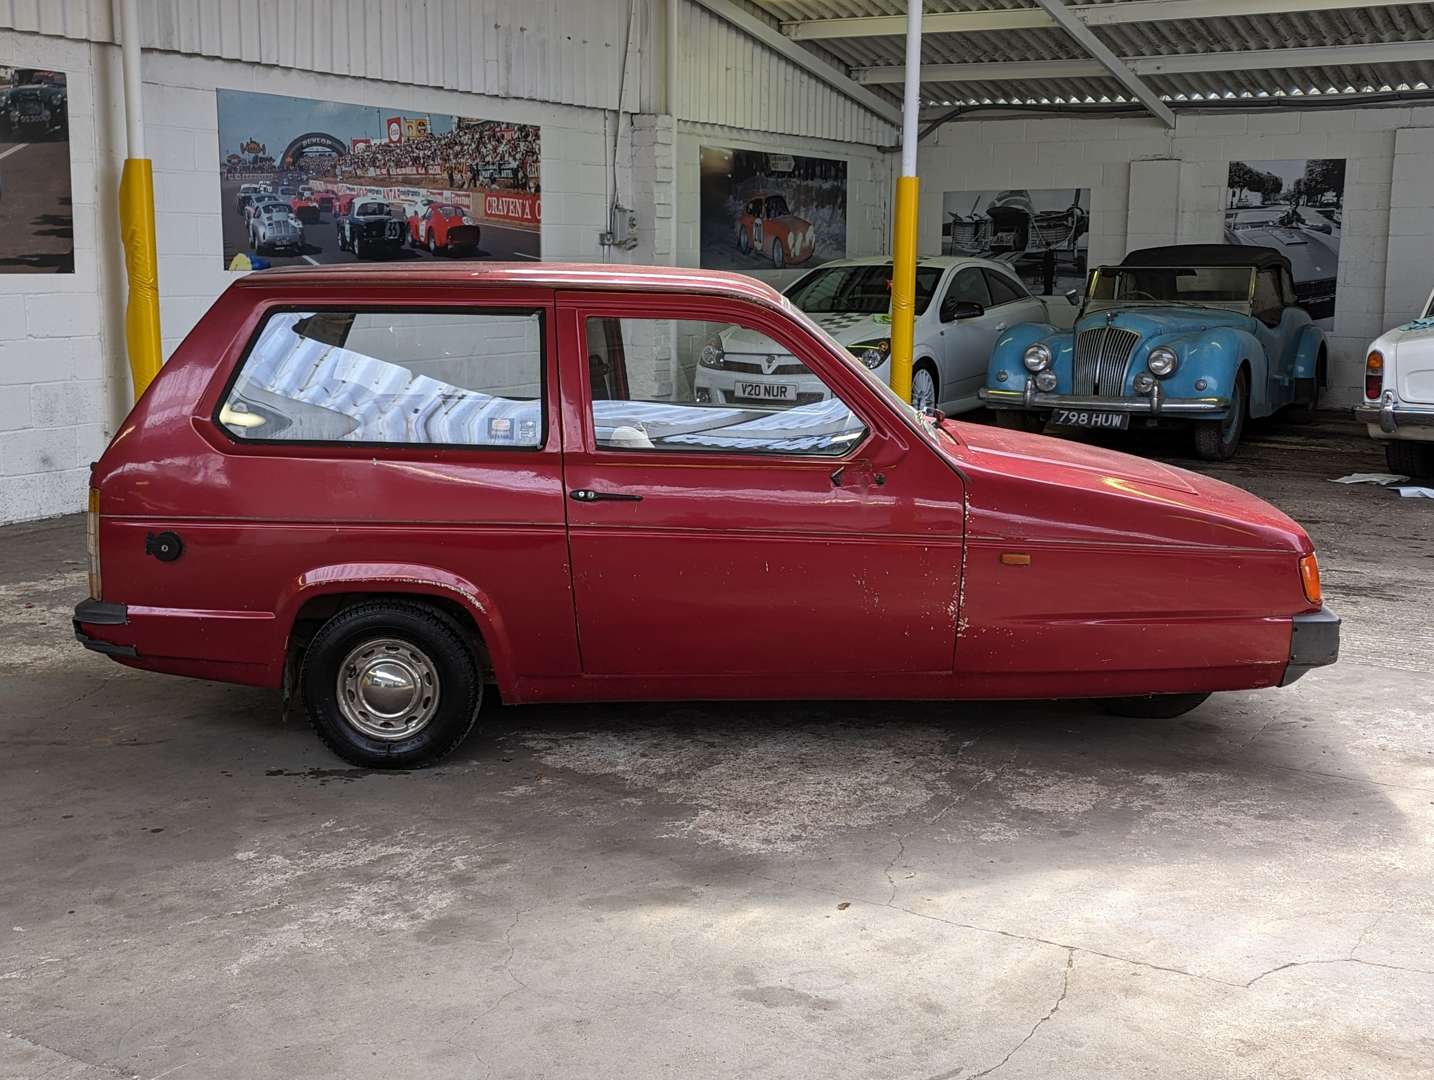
[980,244,1327,459]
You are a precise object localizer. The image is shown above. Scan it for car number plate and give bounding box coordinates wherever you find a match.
[1050,408,1129,430]
[736,381,795,402]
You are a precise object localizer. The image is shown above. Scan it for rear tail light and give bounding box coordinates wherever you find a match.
[1299,553,1322,607]
[86,487,101,599]
[1365,351,1384,400]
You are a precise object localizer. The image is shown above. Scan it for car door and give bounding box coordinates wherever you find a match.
[983,267,1048,333]
[935,266,999,406]
[557,291,966,680]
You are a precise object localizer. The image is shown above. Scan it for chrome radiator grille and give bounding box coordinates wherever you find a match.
[1073,327,1140,396]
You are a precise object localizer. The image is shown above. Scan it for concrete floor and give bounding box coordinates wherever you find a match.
[2,413,1431,1079]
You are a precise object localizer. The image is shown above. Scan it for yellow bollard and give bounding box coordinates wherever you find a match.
[119,158,163,399]
[889,174,920,405]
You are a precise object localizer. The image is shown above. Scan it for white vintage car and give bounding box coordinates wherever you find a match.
[696,256,1058,415]
[248,202,305,255]
[1357,292,1434,477]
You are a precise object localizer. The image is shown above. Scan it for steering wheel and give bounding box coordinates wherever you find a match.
[1123,289,1158,301]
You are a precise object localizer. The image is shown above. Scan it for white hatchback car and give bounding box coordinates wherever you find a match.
[1357,291,1434,477]
[696,256,1053,415]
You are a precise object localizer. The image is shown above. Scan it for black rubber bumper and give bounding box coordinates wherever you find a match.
[1280,607,1340,686]
[73,600,137,657]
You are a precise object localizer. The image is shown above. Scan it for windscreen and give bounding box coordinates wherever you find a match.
[785,264,944,317]
[1084,266,1254,313]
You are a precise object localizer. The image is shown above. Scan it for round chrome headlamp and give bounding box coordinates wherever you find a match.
[855,339,890,370]
[1147,346,1179,377]
[699,342,726,369]
[1034,370,1057,392]
[1133,372,1156,394]
[1023,343,1052,372]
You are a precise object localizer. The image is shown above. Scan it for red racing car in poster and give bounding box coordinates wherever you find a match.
[736,192,817,269]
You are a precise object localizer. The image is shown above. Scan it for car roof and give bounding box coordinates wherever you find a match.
[234,263,791,308]
[1119,243,1291,272]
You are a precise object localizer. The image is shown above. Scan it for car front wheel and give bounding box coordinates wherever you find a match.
[1194,368,1248,461]
[771,238,785,269]
[300,600,482,768]
[911,365,939,414]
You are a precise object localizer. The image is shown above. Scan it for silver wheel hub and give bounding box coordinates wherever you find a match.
[337,637,440,741]
[912,370,936,413]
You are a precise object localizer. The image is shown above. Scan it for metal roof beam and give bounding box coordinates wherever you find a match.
[686,0,902,127]
[1029,0,1175,126]
[782,0,1421,42]
[855,39,1434,84]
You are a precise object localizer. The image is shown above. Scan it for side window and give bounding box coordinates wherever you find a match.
[584,316,866,457]
[946,267,992,308]
[984,269,1029,306]
[219,309,544,447]
[1253,270,1283,326]
[1280,268,1298,308]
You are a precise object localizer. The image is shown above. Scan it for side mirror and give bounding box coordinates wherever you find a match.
[942,298,985,322]
[1064,289,1080,307]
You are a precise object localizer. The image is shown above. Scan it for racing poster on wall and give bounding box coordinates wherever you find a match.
[217,89,540,269]
[1226,158,1345,326]
[0,67,72,273]
[699,145,846,274]
[941,189,1090,298]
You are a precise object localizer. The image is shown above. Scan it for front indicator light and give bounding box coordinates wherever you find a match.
[1299,553,1322,606]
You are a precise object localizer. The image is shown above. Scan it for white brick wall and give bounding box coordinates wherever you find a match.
[919,107,1434,407]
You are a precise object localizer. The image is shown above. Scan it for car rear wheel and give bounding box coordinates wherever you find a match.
[1385,439,1434,479]
[1194,368,1248,461]
[1098,693,1211,719]
[1287,351,1325,424]
[429,234,440,257]
[771,238,785,269]
[737,227,750,255]
[300,600,482,768]
[994,410,1045,433]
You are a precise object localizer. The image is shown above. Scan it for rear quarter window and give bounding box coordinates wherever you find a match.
[218,309,544,448]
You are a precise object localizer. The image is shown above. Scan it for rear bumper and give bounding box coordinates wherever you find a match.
[980,381,1228,417]
[73,599,137,657]
[1354,398,1434,435]
[1280,607,1340,686]
[73,599,278,687]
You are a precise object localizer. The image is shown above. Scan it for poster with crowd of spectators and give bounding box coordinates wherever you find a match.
[941,189,1090,299]
[0,67,72,273]
[699,145,846,274]
[1226,158,1345,325]
[217,89,540,269]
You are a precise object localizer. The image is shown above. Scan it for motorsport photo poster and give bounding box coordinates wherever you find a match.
[217,89,540,270]
[0,67,73,273]
[699,145,847,273]
[941,189,1090,298]
[1226,158,1346,326]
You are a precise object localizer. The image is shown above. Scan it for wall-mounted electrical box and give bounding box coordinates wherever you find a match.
[600,203,640,250]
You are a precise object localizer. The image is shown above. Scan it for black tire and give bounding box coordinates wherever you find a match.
[1385,439,1434,479]
[1194,368,1248,461]
[299,600,482,768]
[737,227,750,255]
[429,234,440,257]
[355,238,367,260]
[336,227,347,252]
[771,238,785,269]
[994,410,1045,433]
[1098,693,1211,719]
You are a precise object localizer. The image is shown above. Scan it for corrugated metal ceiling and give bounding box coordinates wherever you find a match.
[749,1,1434,106]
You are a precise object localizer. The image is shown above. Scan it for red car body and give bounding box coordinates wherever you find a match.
[414,204,481,254]
[289,194,321,224]
[332,193,357,218]
[74,264,1337,765]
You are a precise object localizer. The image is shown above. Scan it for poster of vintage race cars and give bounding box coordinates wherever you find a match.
[941,189,1090,298]
[217,89,539,269]
[0,67,72,273]
[699,145,846,273]
[1226,159,1345,325]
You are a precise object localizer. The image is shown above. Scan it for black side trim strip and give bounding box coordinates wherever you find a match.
[73,599,128,625]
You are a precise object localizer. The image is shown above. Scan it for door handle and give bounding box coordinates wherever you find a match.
[569,489,643,503]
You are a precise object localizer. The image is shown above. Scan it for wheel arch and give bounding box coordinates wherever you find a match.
[1292,324,1326,383]
[275,565,514,699]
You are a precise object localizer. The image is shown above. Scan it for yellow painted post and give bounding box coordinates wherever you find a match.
[119,158,162,398]
[890,175,919,403]
[889,0,922,406]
